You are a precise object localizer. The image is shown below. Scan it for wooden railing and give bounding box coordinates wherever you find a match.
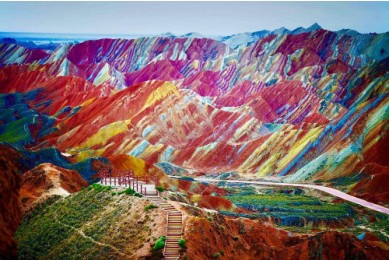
[98,168,153,196]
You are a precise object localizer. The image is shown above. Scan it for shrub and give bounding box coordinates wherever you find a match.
[123,188,136,195]
[88,183,112,192]
[151,236,166,251]
[116,188,142,197]
[178,239,187,249]
[144,204,158,211]
[156,186,164,192]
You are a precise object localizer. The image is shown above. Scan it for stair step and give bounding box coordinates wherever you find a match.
[146,195,183,259]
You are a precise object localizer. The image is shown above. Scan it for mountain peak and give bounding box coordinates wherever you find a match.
[308,23,322,31]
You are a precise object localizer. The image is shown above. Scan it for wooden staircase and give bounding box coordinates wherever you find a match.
[148,196,182,260]
[98,172,182,259]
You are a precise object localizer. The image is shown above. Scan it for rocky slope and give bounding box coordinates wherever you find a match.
[180,205,389,260]
[0,144,24,259]
[19,163,88,214]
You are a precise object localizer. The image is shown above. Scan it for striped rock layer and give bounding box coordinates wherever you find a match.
[0,27,388,202]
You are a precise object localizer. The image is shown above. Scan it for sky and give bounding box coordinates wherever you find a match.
[0,1,388,36]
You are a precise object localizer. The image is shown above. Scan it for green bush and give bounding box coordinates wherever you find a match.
[123,188,136,195]
[156,186,164,192]
[144,204,158,211]
[178,238,187,249]
[152,236,166,251]
[134,192,143,197]
[117,188,142,197]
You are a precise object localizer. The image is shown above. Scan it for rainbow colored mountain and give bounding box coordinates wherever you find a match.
[1,25,388,204]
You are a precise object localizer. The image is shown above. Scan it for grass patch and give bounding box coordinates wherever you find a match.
[16,189,113,259]
[224,193,354,226]
[88,183,112,192]
[16,187,160,259]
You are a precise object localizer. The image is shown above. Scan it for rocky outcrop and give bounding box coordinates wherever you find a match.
[183,213,389,260]
[0,144,24,259]
[19,163,88,214]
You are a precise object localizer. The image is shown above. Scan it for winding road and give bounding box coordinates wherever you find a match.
[171,177,389,215]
